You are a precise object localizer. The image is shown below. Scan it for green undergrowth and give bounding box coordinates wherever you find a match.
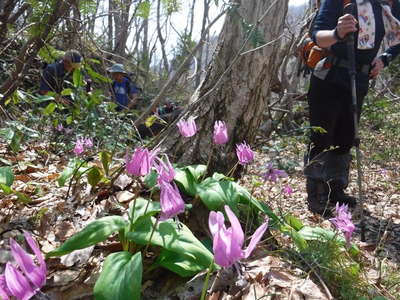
[286,238,371,300]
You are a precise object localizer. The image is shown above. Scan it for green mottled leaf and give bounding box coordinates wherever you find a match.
[47,216,128,257]
[94,251,142,300]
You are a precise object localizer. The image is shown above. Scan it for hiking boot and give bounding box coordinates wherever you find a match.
[330,189,357,208]
[306,178,334,217]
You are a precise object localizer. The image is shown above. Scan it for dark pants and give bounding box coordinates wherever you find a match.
[307,74,367,160]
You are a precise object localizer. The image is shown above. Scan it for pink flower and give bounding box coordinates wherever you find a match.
[236,142,254,165]
[283,185,293,195]
[73,138,85,155]
[159,180,185,221]
[209,205,268,267]
[177,116,197,137]
[126,147,158,176]
[1,232,46,300]
[213,121,229,145]
[84,138,93,148]
[155,155,175,184]
[329,203,355,246]
[56,124,64,132]
[263,163,288,182]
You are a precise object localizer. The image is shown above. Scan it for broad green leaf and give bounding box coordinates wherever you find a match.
[58,166,74,187]
[43,102,56,115]
[298,226,359,254]
[127,217,213,275]
[47,216,128,257]
[284,214,304,231]
[88,167,102,187]
[61,88,73,96]
[0,128,14,141]
[66,115,73,125]
[99,151,111,176]
[57,159,89,187]
[143,170,158,188]
[128,197,161,225]
[280,225,308,251]
[174,168,197,196]
[186,165,207,181]
[33,95,55,104]
[85,65,111,83]
[0,183,13,194]
[9,130,23,152]
[0,167,14,186]
[155,249,212,277]
[196,178,240,212]
[94,251,142,300]
[73,69,83,87]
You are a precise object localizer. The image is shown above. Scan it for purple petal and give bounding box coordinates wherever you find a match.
[5,263,36,300]
[24,232,46,287]
[0,275,11,300]
[243,219,269,258]
[224,205,244,260]
[209,211,225,237]
[212,223,233,267]
[159,181,185,220]
[10,237,45,289]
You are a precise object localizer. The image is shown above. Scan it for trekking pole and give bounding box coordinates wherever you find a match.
[344,3,366,242]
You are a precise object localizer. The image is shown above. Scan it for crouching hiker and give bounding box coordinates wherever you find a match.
[39,50,82,105]
[107,64,140,112]
[304,0,400,216]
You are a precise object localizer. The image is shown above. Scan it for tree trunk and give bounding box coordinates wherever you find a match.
[157,0,289,175]
[108,0,114,51]
[195,0,210,87]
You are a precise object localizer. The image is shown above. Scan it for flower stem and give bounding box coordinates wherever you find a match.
[200,259,214,300]
[144,218,159,255]
[226,161,239,178]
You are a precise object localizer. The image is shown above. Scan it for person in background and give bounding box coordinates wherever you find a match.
[304,0,400,216]
[39,50,82,105]
[107,64,140,111]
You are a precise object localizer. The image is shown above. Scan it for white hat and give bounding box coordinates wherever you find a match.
[107,64,127,74]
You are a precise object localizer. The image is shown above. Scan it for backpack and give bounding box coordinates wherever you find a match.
[297,0,352,75]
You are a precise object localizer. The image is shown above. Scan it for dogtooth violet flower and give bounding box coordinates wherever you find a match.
[209,205,268,267]
[154,155,175,183]
[126,147,158,176]
[282,185,293,195]
[329,203,355,246]
[73,138,85,155]
[0,232,46,300]
[263,163,288,182]
[236,142,254,165]
[84,138,93,148]
[176,116,197,137]
[159,180,185,221]
[213,121,229,145]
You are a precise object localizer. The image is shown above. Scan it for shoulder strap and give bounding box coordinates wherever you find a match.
[343,0,352,7]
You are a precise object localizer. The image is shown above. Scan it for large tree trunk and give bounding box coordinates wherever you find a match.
[157,0,289,175]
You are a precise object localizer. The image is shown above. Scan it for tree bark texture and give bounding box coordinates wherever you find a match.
[157,0,289,175]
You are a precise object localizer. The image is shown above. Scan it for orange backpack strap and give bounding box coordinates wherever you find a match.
[343,0,352,7]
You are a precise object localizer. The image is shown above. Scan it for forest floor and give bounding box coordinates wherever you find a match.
[0,97,399,299]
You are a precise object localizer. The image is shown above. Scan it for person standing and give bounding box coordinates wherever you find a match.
[107,64,140,111]
[304,0,400,216]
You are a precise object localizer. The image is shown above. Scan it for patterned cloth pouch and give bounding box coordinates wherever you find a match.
[357,0,400,49]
